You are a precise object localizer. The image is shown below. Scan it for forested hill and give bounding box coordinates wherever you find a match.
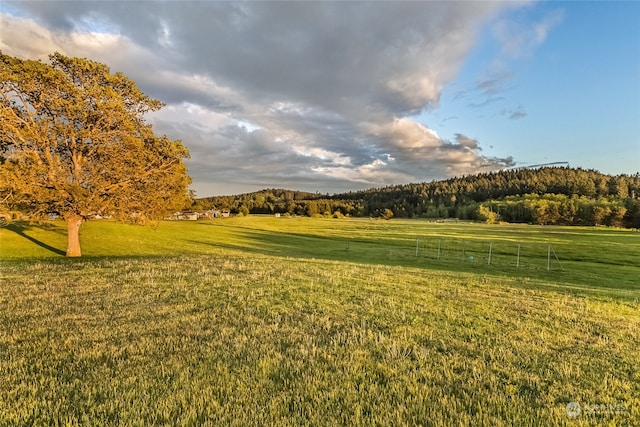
[196,167,640,227]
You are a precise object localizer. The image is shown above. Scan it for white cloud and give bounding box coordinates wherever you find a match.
[494,8,564,59]
[372,118,442,149]
[1,1,523,195]
[0,14,64,59]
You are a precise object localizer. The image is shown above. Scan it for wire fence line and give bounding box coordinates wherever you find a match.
[412,237,564,271]
[337,236,565,273]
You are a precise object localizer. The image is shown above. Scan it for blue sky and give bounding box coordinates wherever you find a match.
[1,1,638,196]
[420,1,640,176]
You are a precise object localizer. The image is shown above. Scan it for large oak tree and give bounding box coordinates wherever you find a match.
[0,52,191,257]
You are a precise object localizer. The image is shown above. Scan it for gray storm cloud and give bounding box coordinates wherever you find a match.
[1,1,522,195]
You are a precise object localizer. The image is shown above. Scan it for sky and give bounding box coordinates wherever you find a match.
[1,1,639,197]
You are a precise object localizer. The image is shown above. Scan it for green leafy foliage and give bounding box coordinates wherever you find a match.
[202,167,640,227]
[479,194,634,226]
[0,52,191,256]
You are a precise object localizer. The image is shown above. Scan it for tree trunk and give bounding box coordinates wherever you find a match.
[66,215,83,257]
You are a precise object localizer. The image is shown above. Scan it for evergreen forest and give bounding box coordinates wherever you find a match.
[196,167,640,228]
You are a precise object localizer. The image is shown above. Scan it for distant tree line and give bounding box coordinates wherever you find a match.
[195,167,640,228]
[477,194,633,227]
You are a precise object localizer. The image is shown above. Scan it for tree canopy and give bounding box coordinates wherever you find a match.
[201,167,640,228]
[0,52,191,256]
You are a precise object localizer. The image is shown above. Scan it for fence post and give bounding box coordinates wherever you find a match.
[437,239,441,260]
[415,238,419,257]
[488,242,493,265]
[547,244,551,271]
[516,244,520,268]
[550,244,564,271]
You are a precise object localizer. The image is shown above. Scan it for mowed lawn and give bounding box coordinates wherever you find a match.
[0,217,638,426]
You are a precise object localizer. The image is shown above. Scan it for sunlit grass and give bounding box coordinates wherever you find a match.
[2,217,638,296]
[0,218,638,425]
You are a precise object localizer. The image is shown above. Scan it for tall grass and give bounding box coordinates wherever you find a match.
[2,217,638,296]
[0,218,638,425]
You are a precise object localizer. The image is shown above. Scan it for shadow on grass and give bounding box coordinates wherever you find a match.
[187,224,640,300]
[187,225,387,263]
[3,222,66,256]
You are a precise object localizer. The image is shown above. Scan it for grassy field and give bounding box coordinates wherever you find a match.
[0,217,638,425]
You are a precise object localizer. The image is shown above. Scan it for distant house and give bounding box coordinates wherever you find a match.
[208,209,231,218]
[198,209,217,219]
[184,212,199,221]
[164,212,183,220]
[164,208,231,221]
